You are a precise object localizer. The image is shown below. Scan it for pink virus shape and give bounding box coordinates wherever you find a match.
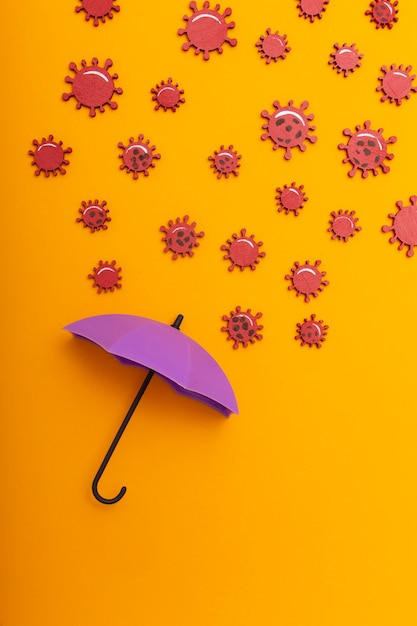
[377,64,417,105]
[275,182,308,216]
[75,0,120,26]
[28,135,72,177]
[178,1,237,61]
[285,260,328,303]
[296,314,328,348]
[222,306,263,349]
[365,1,398,29]
[221,229,266,271]
[255,29,291,64]
[209,145,241,178]
[297,0,329,22]
[328,210,361,242]
[382,196,417,257]
[261,100,317,159]
[62,58,123,117]
[88,260,122,293]
[329,43,363,77]
[118,135,161,179]
[338,120,396,178]
[76,199,111,232]
[160,215,205,259]
[151,78,185,112]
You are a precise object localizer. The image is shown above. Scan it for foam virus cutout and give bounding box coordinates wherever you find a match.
[76,199,111,232]
[275,182,308,216]
[377,64,417,105]
[209,145,241,178]
[151,78,185,112]
[328,210,361,242]
[118,135,161,179]
[178,1,237,61]
[297,0,329,22]
[221,229,266,271]
[382,196,417,257]
[285,260,328,303]
[329,43,363,77]
[160,215,204,259]
[62,58,123,117]
[88,260,122,293]
[75,0,120,26]
[338,121,396,178]
[295,314,328,348]
[256,29,291,64]
[365,1,398,29]
[221,307,263,349]
[28,135,72,177]
[261,100,317,159]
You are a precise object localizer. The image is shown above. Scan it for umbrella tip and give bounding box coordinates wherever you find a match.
[172,314,184,329]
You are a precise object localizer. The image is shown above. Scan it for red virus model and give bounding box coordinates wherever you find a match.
[275,182,308,216]
[76,199,111,232]
[151,78,185,112]
[88,260,122,293]
[28,135,72,177]
[377,64,417,106]
[160,215,204,259]
[338,120,396,178]
[285,260,329,303]
[297,0,329,22]
[295,314,328,348]
[178,1,237,60]
[365,1,398,29]
[329,43,363,77]
[261,100,317,159]
[62,58,123,117]
[75,0,120,26]
[221,229,266,271]
[328,210,361,242]
[209,145,241,178]
[255,29,290,64]
[221,307,263,349]
[382,196,417,257]
[118,135,161,179]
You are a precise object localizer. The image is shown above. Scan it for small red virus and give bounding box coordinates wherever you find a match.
[178,1,237,61]
[62,58,123,117]
[151,78,185,112]
[221,229,265,271]
[75,0,120,26]
[328,210,361,242]
[222,306,263,349]
[209,145,241,178]
[382,196,417,257]
[297,0,329,22]
[261,100,317,159]
[329,43,363,77]
[275,182,308,216]
[377,64,417,106]
[160,215,204,259]
[28,135,72,177]
[365,1,398,29]
[295,314,328,348]
[88,260,122,293]
[285,260,329,303]
[118,135,161,179]
[76,199,111,232]
[256,29,291,64]
[338,120,396,178]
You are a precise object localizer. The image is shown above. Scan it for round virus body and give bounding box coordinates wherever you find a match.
[221,229,266,271]
[382,196,417,257]
[338,120,396,178]
[285,260,329,303]
[209,145,241,178]
[62,58,123,117]
[377,64,417,105]
[328,210,361,242]
[76,199,111,232]
[88,260,122,293]
[295,314,328,348]
[329,43,363,77]
[28,135,72,177]
[275,183,308,216]
[118,135,161,179]
[160,215,204,259]
[178,1,237,61]
[75,0,120,26]
[365,1,398,29]
[297,0,329,22]
[222,306,263,349]
[261,100,317,159]
[256,29,291,64]
[151,78,185,112]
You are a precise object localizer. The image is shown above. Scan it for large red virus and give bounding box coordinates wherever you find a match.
[377,64,417,106]
[221,229,266,271]
[255,29,290,64]
[329,43,363,77]
[209,145,241,178]
[76,199,111,232]
[118,135,161,179]
[297,0,329,22]
[221,307,263,349]
[28,135,72,177]
[328,210,361,242]
[160,215,205,259]
[151,78,185,112]
[261,100,317,159]
[382,196,417,257]
[295,314,328,348]
[88,260,122,293]
[285,260,329,303]
[338,120,396,178]
[365,1,398,29]
[178,1,237,61]
[275,182,308,216]
[62,58,123,117]
[75,0,120,26]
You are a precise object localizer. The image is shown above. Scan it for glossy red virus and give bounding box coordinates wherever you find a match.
[338,121,396,178]
[75,0,120,26]
[88,260,122,293]
[377,64,417,105]
[28,135,72,177]
[178,1,237,61]
[76,199,111,232]
[328,210,361,242]
[221,307,263,349]
[62,58,122,117]
[329,43,363,77]
[221,229,266,271]
[297,0,329,22]
[382,196,417,257]
[365,1,398,29]
[285,260,329,303]
[118,135,161,179]
[261,100,317,159]
[256,29,290,64]
[151,78,185,112]
[296,314,328,348]
[160,215,205,259]
[275,182,308,216]
[209,145,241,178]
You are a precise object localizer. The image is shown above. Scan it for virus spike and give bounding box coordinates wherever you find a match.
[261,100,317,159]
[297,0,329,22]
[76,199,111,232]
[285,260,328,302]
[328,210,361,242]
[160,215,205,259]
[382,196,417,257]
[255,29,291,64]
[221,229,265,271]
[221,306,263,349]
[295,314,328,348]
[209,145,241,179]
[377,64,417,105]
[329,43,363,77]
[118,135,161,179]
[178,1,237,60]
[365,1,398,29]
[151,78,185,112]
[62,58,123,117]
[75,0,120,26]
[28,135,72,177]
[88,260,122,293]
[338,120,396,178]
[275,182,308,216]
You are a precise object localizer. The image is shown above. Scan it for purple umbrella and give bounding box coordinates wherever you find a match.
[64,313,238,504]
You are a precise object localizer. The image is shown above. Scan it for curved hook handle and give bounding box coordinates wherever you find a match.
[92,471,127,505]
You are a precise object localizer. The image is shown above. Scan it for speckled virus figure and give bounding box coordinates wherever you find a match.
[365,1,398,29]
[275,182,308,216]
[329,43,363,77]
[62,58,123,117]
[328,210,361,242]
[338,121,396,178]
[178,1,237,61]
[151,78,185,112]
[222,307,263,349]
[209,145,241,179]
[118,135,161,179]
[160,215,204,259]
[88,260,122,293]
[295,314,328,348]
[377,64,417,105]
[297,0,329,22]
[221,229,265,271]
[261,101,317,160]
[285,260,328,303]
[28,135,72,177]
[382,196,417,257]
[256,29,291,64]
[76,200,111,232]
[75,0,120,26]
